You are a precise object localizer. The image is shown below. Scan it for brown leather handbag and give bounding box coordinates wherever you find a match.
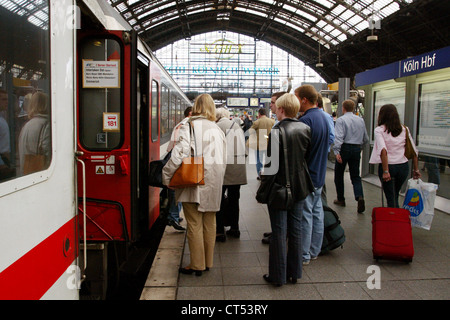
[169,122,205,189]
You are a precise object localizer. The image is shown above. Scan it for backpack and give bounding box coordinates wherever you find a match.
[321,205,345,254]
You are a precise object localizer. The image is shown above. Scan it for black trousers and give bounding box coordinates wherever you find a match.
[216,185,241,234]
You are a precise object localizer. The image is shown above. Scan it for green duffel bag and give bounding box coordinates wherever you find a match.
[321,205,345,255]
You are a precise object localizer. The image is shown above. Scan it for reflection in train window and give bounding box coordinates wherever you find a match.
[151,80,159,142]
[0,1,51,183]
[160,84,169,138]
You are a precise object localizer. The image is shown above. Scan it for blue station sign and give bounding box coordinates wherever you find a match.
[355,46,450,87]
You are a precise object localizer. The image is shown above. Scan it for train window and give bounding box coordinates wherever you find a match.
[177,98,182,124]
[0,1,51,183]
[151,80,159,142]
[79,37,123,150]
[169,94,176,133]
[160,84,169,137]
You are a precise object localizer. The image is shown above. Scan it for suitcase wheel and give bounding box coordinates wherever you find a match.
[403,258,412,264]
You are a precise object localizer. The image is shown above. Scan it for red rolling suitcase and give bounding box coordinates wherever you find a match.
[372,181,414,263]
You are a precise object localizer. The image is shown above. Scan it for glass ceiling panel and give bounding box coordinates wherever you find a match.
[108,0,412,47]
[0,0,49,29]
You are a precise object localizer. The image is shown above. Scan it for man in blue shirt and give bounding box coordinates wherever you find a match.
[317,93,335,207]
[332,99,369,213]
[295,85,330,265]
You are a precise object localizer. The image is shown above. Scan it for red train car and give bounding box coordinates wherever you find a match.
[75,3,190,298]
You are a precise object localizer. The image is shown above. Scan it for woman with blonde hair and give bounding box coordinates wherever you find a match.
[262,93,314,286]
[18,91,51,175]
[163,93,227,276]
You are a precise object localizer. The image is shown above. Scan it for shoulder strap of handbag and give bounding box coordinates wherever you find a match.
[279,126,292,198]
[189,121,198,157]
[225,121,235,137]
[403,125,411,141]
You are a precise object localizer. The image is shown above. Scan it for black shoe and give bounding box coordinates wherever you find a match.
[261,235,271,244]
[263,274,282,287]
[216,234,226,242]
[179,267,202,276]
[287,276,297,284]
[226,229,240,238]
[333,199,346,207]
[357,197,365,214]
[263,232,272,237]
[168,219,185,231]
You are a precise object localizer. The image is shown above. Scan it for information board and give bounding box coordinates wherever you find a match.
[373,85,406,138]
[83,60,120,88]
[418,79,450,154]
[227,97,249,107]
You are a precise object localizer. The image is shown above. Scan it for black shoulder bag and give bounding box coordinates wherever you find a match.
[255,125,293,210]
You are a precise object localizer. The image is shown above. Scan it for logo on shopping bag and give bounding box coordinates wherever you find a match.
[403,189,423,217]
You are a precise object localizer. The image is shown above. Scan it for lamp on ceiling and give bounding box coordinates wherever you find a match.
[316,40,323,68]
[367,28,378,42]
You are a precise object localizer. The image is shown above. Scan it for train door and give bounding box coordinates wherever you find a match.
[76,30,132,243]
[135,56,150,236]
[134,52,161,237]
[148,66,161,229]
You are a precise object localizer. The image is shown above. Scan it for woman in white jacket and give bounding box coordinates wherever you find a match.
[163,93,226,276]
[215,107,247,241]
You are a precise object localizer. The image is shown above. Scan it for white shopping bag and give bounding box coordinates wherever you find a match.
[402,178,438,230]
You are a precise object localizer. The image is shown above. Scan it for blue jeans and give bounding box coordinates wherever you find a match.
[268,200,304,285]
[301,186,324,261]
[168,188,182,222]
[334,144,364,201]
[256,149,266,176]
[378,162,409,208]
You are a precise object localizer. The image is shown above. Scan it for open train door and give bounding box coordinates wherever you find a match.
[76,28,134,245]
[75,0,161,299]
[76,0,160,241]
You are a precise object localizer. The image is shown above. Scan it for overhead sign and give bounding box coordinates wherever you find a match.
[227,97,249,107]
[355,46,450,87]
[199,38,244,60]
[165,65,280,75]
[83,60,120,88]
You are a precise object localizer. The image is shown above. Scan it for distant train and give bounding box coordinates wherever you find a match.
[0,0,190,299]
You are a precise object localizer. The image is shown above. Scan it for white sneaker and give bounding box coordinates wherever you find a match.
[302,260,310,265]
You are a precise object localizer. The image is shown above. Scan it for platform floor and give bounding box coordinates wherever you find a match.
[140,165,450,300]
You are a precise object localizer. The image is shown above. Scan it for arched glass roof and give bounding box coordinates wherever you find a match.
[154,31,326,101]
[108,0,413,48]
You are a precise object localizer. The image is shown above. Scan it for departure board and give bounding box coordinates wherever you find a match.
[372,85,406,139]
[418,79,450,154]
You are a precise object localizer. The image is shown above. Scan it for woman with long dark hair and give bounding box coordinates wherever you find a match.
[369,104,421,207]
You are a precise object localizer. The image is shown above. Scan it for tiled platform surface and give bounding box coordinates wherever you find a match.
[141,166,450,300]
